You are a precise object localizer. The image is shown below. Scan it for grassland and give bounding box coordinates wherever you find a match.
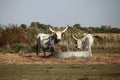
[0,44,120,80]
[0,64,120,80]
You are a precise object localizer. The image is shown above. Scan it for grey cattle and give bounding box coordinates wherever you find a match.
[36,27,68,57]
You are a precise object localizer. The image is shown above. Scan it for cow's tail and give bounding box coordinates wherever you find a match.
[36,37,41,56]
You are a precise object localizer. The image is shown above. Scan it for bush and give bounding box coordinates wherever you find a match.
[11,44,25,53]
[24,45,36,53]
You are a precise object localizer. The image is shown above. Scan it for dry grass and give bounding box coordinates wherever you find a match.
[93,33,120,37]
[0,53,120,64]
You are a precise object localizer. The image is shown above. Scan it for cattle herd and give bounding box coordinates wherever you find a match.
[36,27,95,58]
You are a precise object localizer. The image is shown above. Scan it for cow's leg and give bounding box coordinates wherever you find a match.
[48,46,55,57]
[43,48,47,58]
[88,40,92,57]
[89,46,92,57]
[36,37,40,57]
[36,43,39,55]
[51,47,55,57]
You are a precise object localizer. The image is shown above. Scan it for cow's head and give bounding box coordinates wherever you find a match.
[72,35,82,49]
[49,27,68,40]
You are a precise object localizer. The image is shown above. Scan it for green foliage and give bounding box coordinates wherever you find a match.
[11,44,25,53]
[24,44,36,53]
[20,24,27,30]
[0,22,120,53]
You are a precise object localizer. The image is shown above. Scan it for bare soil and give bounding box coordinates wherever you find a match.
[0,53,120,64]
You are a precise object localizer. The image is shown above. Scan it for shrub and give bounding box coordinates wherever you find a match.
[11,44,25,53]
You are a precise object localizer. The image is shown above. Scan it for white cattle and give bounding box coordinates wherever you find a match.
[81,33,94,57]
[36,27,68,57]
[72,33,94,57]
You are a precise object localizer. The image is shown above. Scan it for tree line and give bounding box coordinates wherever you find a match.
[0,22,120,53]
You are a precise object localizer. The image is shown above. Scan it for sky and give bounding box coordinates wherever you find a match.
[0,0,120,28]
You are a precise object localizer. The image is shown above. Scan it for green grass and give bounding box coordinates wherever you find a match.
[0,64,120,80]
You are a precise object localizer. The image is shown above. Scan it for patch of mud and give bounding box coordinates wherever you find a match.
[0,53,120,64]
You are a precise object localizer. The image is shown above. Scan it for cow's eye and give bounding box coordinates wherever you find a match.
[62,33,65,36]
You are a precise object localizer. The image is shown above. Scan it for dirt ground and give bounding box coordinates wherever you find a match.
[0,53,120,64]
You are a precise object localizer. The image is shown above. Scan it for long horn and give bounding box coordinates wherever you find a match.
[61,27,68,33]
[72,35,78,40]
[49,27,55,33]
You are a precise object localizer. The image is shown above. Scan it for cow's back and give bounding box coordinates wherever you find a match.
[87,34,94,45]
[38,33,50,40]
[37,33,51,46]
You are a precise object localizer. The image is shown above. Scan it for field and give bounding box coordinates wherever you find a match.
[0,64,120,80]
[0,49,120,80]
